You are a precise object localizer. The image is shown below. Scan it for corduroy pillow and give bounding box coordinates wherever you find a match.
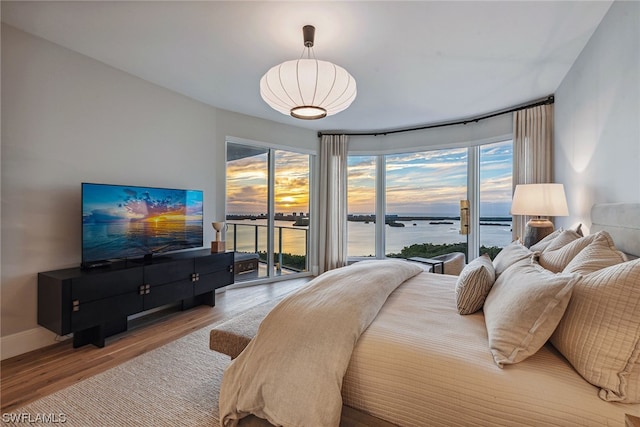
[540,229,582,252]
[529,224,583,252]
[483,261,577,367]
[563,231,628,275]
[529,228,563,252]
[492,240,535,279]
[455,254,495,315]
[538,233,598,273]
[551,258,640,403]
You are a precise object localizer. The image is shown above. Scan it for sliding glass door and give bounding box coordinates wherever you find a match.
[272,150,310,275]
[226,141,311,282]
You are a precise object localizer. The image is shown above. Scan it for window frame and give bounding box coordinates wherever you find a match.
[225,136,316,286]
[347,139,512,262]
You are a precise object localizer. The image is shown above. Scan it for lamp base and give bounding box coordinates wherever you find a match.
[523,219,554,248]
[211,241,226,253]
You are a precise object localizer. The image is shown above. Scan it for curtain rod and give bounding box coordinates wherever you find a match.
[317,95,554,138]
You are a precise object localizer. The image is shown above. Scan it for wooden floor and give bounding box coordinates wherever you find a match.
[0,277,309,413]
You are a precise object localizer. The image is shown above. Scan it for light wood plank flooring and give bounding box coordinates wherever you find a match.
[1,278,309,413]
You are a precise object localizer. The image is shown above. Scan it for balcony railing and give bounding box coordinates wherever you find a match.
[227,222,308,274]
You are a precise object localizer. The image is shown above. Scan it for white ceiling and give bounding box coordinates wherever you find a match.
[1,1,613,132]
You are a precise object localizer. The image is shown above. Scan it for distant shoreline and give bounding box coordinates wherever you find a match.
[227,214,512,223]
[347,215,512,223]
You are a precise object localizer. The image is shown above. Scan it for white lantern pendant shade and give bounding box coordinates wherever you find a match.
[260,26,357,120]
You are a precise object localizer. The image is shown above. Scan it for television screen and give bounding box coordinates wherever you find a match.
[82,183,204,264]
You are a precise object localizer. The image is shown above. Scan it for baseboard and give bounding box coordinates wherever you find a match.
[1,327,68,360]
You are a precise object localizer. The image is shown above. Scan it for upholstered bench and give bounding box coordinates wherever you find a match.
[209,299,278,358]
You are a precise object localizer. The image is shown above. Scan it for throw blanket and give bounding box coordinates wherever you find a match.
[219,259,423,427]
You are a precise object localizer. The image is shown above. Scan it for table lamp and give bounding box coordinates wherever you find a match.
[510,183,569,248]
[211,221,226,253]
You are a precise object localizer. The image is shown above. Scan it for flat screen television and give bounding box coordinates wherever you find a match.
[82,183,204,266]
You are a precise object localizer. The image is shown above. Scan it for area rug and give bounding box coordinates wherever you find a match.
[4,326,231,426]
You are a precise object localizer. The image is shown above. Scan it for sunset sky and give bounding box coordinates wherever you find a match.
[348,141,512,217]
[226,149,310,215]
[227,140,512,217]
[82,183,203,222]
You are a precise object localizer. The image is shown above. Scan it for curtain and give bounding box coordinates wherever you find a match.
[318,134,349,273]
[512,103,554,240]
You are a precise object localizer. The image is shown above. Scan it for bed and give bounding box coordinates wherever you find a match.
[212,203,640,426]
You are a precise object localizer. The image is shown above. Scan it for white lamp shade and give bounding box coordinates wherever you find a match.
[510,183,569,217]
[260,58,357,119]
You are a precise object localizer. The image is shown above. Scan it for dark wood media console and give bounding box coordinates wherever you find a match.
[38,250,234,348]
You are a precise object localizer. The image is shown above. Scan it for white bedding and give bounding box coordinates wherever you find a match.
[219,259,423,427]
[342,272,640,426]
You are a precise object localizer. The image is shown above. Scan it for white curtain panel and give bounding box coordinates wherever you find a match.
[512,104,554,241]
[318,134,349,273]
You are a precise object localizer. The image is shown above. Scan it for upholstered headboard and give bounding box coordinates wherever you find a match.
[591,203,640,258]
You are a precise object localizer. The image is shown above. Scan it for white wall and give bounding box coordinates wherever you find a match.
[554,0,640,232]
[0,24,316,358]
[347,113,512,154]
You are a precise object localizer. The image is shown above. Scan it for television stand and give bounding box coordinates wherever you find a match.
[80,259,113,270]
[38,249,234,348]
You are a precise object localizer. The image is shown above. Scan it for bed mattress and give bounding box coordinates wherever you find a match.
[341,272,640,426]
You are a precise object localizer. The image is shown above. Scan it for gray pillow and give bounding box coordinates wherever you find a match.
[483,261,577,367]
[455,254,495,315]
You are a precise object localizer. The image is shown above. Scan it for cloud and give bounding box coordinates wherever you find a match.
[228,142,513,217]
[227,151,310,214]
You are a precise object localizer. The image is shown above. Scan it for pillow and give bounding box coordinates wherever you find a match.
[563,231,627,275]
[529,228,563,252]
[455,254,495,315]
[483,262,577,368]
[538,233,597,273]
[541,229,582,252]
[550,258,640,403]
[492,240,535,278]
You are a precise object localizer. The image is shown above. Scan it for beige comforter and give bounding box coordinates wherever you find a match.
[343,272,640,426]
[218,259,423,427]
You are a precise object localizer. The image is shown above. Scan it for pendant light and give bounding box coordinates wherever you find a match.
[260,25,357,120]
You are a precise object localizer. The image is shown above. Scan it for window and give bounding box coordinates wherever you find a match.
[479,141,513,259]
[347,140,512,261]
[347,156,376,257]
[226,141,312,282]
[385,148,468,258]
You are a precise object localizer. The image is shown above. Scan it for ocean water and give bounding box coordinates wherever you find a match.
[228,220,308,255]
[228,218,512,257]
[83,221,203,261]
[348,219,512,257]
